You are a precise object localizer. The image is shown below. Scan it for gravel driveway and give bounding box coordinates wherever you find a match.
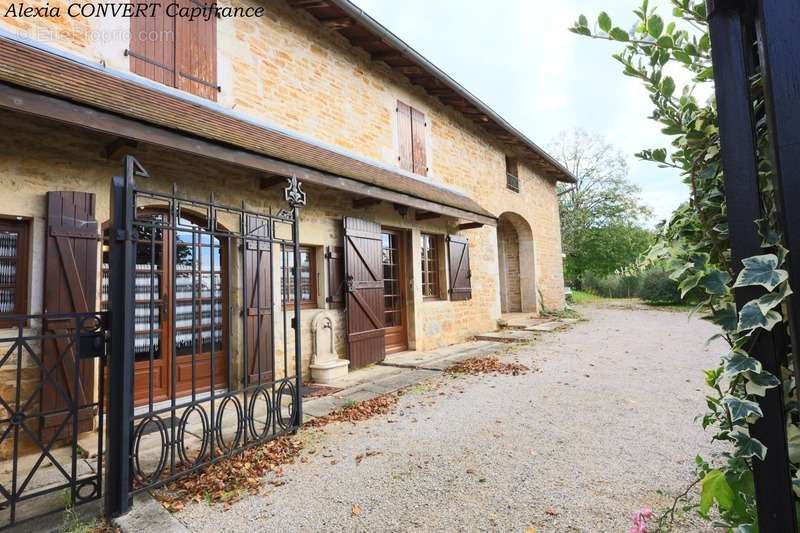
[176,304,723,532]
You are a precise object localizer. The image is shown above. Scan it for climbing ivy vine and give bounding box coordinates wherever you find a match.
[570,1,797,530]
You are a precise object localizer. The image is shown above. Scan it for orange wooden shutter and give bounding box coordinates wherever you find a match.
[175,0,218,101]
[41,191,99,439]
[129,4,176,88]
[411,107,428,176]
[396,101,414,172]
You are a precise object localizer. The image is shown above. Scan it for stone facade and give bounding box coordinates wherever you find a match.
[0,0,566,388]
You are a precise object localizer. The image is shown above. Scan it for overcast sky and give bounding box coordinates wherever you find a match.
[350,0,690,225]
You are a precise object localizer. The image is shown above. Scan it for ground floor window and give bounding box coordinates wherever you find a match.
[0,218,29,323]
[421,233,442,300]
[282,245,317,308]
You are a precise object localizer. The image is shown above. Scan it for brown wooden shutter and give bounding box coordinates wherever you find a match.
[447,235,472,301]
[243,216,273,384]
[41,191,99,438]
[411,107,428,176]
[175,0,218,101]
[344,217,385,368]
[129,4,176,88]
[326,245,345,309]
[396,101,414,172]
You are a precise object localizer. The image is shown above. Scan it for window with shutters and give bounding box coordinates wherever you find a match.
[128,1,218,101]
[506,156,520,192]
[396,100,428,175]
[0,219,29,325]
[282,245,318,309]
[420,233,443,300]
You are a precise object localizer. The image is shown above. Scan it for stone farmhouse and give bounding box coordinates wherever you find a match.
[0,0,574,434]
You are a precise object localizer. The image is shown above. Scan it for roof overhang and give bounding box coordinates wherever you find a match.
[0,32,497,226]
[287,0,577,184]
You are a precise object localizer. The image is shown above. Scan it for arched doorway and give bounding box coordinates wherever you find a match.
[497,212,537,313]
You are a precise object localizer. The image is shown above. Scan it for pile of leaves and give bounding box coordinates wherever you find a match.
[155,437,303,511]
[306,393,400,428]
[445,356,530,376]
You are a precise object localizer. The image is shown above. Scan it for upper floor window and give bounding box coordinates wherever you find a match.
[397,100,428,176]
[506,156,520,192]
[0,219,29,325]
[128,3,219,101]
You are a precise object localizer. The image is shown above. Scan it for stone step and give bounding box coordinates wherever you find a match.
[474,330,538,343]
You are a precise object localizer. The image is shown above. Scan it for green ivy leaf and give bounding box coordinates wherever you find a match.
[733,525,756,533]
[737,301,782,332]
[756,282,793,315]
[679,271,703,298]
[598,12,612,32]
[731,430,767,460]
[571,26,592,36]
[657,35,674,48]
[786,423,800,463]
[734,254,788,291]
[699,270,731,295]
[609,27,630,42]
[724,350,761,378]
[723,395,763,423]
[703,303,738,332]
[744,370,780,397]
[661,76,676,98]
[700,469,734,517]
[578,14,588,27]
[647,15,664,38]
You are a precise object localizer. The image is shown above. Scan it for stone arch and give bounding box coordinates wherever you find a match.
[496,212,537,313]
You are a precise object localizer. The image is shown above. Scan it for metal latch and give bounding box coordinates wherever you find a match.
[78,331,107,360]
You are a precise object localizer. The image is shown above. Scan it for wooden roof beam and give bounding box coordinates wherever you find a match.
[353,197,382,209]
[415,211,441,221]
[321,16,354,30]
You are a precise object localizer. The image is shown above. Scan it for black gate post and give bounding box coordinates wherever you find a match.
[708,1,798,531]
[105,156,147,517]
[755,0,800,386]
[285,176,306,427]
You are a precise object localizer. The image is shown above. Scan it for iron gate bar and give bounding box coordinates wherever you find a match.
[708,0,798,530]
[106,156,305,516]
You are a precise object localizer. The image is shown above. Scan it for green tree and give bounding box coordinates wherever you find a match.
[550,129,652,284]
[564,222,653,283]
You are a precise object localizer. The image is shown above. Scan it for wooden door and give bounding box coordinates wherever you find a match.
[343,217,385,368]
[381,229,408,354]
[243,216,273,385]
[41,191,98,438]
[171,217,228,398]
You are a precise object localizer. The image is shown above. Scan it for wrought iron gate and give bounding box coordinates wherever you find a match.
[105,156,306,517]
[0,312,108,528]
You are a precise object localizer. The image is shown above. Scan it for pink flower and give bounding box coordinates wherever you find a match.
[628,508,654,533]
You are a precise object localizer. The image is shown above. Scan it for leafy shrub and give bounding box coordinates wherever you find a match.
[581,271,641,298]
[638,269,681,303]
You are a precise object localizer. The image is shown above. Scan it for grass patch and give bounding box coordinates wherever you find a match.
[568,290,605,304]
[405,381,437,395]
[641,300,695,313]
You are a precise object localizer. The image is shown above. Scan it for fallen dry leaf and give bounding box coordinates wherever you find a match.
[545,506,559,516]
[351,504,363,516]
[306,393,400,428]
[445,356,530,376]
[153,437,303,511]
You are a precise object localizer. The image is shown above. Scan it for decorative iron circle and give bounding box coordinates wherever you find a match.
[131,415,169,484]
[276,380,297,431]
[177,404,210,466]
[214,395,243,453]
[247,387,272,441]
[76,479,99,502]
